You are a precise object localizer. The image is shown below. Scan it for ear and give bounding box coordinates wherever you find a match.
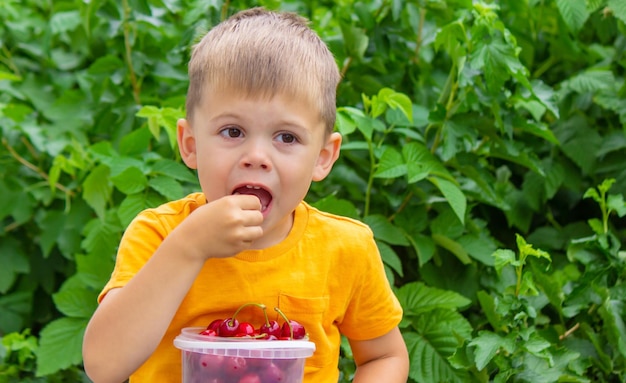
[312,132,342,181]
[177,118,198,169]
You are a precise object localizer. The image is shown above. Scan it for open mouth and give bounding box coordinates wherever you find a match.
[232,185,272,212]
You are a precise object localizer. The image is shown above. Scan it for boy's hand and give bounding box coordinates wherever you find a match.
[177,194,264,259]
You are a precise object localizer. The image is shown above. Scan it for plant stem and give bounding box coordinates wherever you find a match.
[2,138,74,196]
[121,0,141,105]
[559,323,580,340]
[364,136,375,217]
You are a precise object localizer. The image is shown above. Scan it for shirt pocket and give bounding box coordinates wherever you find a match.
[277,293,332,369]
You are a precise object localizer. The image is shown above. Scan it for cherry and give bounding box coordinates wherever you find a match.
[218,303,268,337]
[258,305,281,338]
[224,356,247,377]
[280,320,306,339]
[207,318,223,332]
[199,328,217,336]
[236,322,256,337]
[259,362,285,382]
[274,307,307,339]
[218,317,240,337]
[238,373,262,383]
[198,354,225,372]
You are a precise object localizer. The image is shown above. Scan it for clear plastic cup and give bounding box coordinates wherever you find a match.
[174,327,316,383]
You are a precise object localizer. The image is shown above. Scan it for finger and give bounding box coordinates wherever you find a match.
[230,194,262,211]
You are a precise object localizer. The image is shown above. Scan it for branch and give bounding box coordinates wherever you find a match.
[2,138,75,197]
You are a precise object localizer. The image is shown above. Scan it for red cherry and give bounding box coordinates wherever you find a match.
[238,373,261,383]
[199,354,225,370]
[199,328,217,336]
[207,319,223,332]
[260,320,281,338]
[218,318,240,337]
[224,356,247,377]
[259,362,285,382]
[280,320,306,339]
[236,322,255,337]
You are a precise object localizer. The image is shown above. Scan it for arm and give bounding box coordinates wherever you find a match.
[349,327,409,383]
[82,195,263,383]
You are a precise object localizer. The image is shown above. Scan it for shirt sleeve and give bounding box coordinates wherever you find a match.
[97,210,167,303]
[337,228,403,341]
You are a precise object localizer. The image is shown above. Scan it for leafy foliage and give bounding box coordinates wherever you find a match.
[1,0,625,381]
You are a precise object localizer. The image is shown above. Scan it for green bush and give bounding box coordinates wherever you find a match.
[1,0,624,381]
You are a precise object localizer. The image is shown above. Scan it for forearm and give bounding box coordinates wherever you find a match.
[352,354,409,383]
[82,235,205,383]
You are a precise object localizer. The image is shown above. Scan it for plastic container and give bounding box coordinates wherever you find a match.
[174,327,316,383]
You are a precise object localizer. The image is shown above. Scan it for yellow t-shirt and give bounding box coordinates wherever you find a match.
[99,192,402,382]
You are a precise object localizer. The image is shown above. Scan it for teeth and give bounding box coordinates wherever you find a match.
[245,185,261,189]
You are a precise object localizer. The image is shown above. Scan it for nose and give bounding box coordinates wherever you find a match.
[240,140,272,171]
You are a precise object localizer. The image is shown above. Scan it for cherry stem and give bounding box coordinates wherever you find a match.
[229,302,267,327]
[274,307,293,339]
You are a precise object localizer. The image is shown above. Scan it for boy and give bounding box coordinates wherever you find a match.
[82,7,409,383]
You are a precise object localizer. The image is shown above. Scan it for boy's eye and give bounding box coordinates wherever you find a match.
[277,133,297,143]
[220,127,242,138]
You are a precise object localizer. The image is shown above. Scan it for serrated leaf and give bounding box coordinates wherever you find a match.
[404,309,472,383]
[52,275,98,318]
[364,214,409,246]
[117,192,164,227]
[433,233,472,264]
[561,69,614,94]
[493,249,519,274]
[82,164,112,220]
[310,195,359,220]
[468,331,505,370]
[374,147,407,179]
[429,177,466,224]
[556,0,590,33]
[376,240,404,277]
[150,159,198,184]
[396,282,471,315]
[111,166,148,195]
[599,299,626,358]
[36,317,87,376]
[149,175,183,200]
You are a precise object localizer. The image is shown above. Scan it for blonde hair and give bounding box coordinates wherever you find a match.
[186,8,341,134]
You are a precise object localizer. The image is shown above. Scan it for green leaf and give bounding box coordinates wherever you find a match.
[402,142,450,183]
[476,291,503,331]
[429,177,466,224]
[340,24,369,60]
[404,309,472,383]
[493,249,519,274]
[599,298,626,358]
[117,192,164,228]
[36,317,88,376]
[556,0,590,33]
[609,0,626,24]
[52,275,98,318]
[310,195,359,220]
[374,147,406,179]
[364,214,409,246]
[111,166,148,195]
[469,331,506,371]
[82,164,112,220]
[150,159,198,184]
[376,240,404,277]
[149,175,184,200]
[396,282,471,315]
[561,69,614,94]
[433,233,473,265]
[0,237,29,294]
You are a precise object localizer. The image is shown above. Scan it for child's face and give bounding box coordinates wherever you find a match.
[178,88,341,248]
